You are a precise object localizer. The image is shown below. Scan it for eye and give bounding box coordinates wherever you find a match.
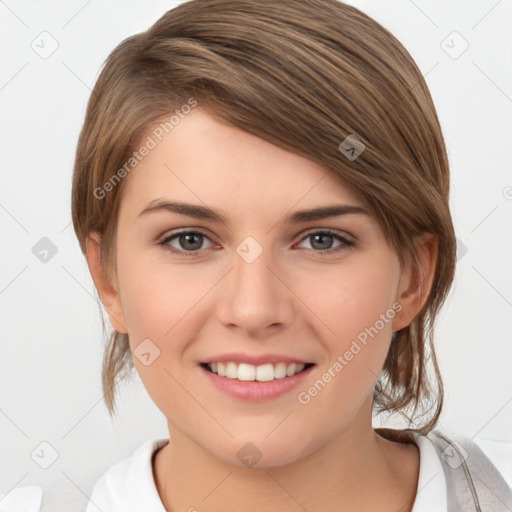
[296,230,354,255]
[159,230,214,257]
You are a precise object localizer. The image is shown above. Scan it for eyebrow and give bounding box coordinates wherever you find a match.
[137,199,370,225]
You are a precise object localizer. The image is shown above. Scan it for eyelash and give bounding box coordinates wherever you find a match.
[158,229,355,258]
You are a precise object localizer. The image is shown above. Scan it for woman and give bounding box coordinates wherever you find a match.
[71,0,512,510]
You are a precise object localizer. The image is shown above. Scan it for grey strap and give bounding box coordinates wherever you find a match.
[427,429,512,512]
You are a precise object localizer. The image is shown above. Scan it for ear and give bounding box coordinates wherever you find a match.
[85,232,128,334]
[393,233,438,331]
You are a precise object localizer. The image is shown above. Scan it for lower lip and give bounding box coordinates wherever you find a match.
[200,364,315,401]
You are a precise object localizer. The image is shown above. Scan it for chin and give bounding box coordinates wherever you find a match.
[209,432,315,469]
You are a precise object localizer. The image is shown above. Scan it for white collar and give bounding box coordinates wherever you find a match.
[410,433,447,511]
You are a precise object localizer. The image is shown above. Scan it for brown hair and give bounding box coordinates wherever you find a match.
[71,0,456,433]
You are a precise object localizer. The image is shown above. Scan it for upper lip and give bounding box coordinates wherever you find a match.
[200,353,314,366]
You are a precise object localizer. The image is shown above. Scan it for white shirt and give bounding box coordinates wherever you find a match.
[84,435,512,512]
[0,485,43,512]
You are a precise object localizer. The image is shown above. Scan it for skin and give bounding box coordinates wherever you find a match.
[86,108,438,511]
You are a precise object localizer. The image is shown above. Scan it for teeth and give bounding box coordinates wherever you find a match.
[274,362,287,379]
[238,363,256,381]
[226,362,238,379]
[255,363,274,382]
[286,363,297,377]
[206,361,308,381]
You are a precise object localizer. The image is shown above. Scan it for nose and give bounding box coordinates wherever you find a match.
[216,238,294,338]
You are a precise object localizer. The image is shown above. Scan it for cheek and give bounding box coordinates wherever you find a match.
[115,248,217,408]
[116,242,204,340]
[293,257,400,408]
[295,255,400,345]
[115,252,203,414]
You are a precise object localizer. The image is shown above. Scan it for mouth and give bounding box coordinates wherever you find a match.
[200,361,315,382]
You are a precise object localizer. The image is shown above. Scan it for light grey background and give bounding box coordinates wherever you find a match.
[1,0,511,510]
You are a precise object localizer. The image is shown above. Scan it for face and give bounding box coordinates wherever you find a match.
[94,108,416,467]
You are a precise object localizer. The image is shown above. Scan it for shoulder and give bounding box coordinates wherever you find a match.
[86,438,169,512]
[426,430,512,488]
[376,427,512,511]
[468,436,512,489]
[421,429,512,509]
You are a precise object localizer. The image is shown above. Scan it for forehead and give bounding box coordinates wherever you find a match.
[119,108,364,223]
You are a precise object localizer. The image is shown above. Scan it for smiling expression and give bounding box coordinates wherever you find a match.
[99,107,412,466]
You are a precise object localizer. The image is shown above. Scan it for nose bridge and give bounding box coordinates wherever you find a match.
[217,233,292,333]
[232,234,278,300]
